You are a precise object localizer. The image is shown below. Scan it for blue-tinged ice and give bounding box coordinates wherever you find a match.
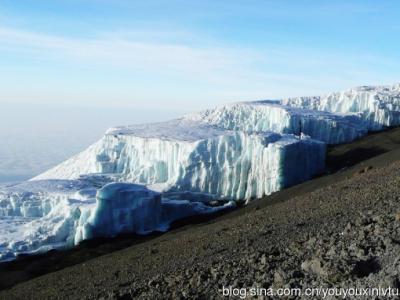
[0,180,234,261]
[34,119,326,200]
[185,101,367,144]
[281,83,400,131]
[81,183,163,239]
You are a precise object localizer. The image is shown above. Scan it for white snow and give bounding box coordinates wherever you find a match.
[105,118,232,141]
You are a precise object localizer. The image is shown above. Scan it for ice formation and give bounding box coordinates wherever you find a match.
[185,102,367,144]
[34,119,326,200]
[0,180,234,261]
[2,83,400,261]
[281,84,400,131]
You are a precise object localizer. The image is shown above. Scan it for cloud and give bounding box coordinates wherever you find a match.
[0,26,333,101]
[0,27,350,83]
[0,26,398,105]
[0,27,259,82]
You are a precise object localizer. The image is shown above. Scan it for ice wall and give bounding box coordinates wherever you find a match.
[34,119,326,201]
[282,84,400,131]
[186,102,367,144]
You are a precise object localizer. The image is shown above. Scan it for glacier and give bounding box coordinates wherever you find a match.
[2,83,400,261]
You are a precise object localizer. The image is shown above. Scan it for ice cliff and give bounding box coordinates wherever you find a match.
[281,84,400,131]
[185,102,367,144]
[34,119,326,200]
[1,83,400,261]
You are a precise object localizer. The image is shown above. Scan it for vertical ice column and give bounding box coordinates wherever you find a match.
[278,137,326,188]
[82,183,162,239]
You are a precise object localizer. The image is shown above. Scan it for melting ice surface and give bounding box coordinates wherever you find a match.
[1,83,400,261]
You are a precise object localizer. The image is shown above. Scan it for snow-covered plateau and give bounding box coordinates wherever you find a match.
[1,83,400,261]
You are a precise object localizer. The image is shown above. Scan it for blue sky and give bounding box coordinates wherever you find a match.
[0,0,399,181]
[1,0,399,110]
